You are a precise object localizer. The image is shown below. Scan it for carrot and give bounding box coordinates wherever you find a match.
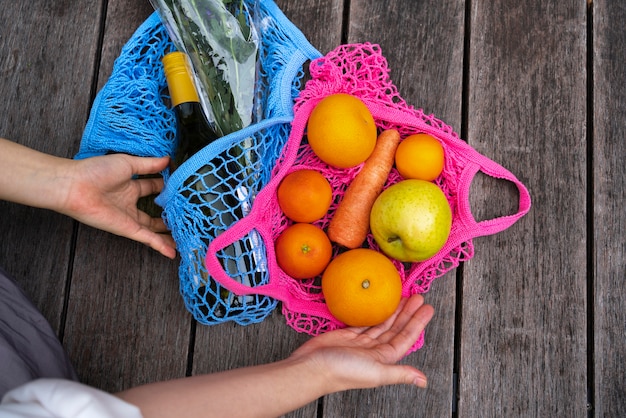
[327,129,402,248]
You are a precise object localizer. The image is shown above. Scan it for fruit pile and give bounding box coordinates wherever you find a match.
[274,93,452,327]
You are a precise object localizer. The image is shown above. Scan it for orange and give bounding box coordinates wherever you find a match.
[321,248,402,327]
[277,169,333,223]
[275,223,333,279]
[306,93,378,168]
[395,133,445,181]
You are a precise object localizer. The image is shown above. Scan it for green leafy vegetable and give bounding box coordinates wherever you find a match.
[150,0,259,136]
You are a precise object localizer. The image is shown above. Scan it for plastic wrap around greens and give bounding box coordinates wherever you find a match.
[150,0,259,137]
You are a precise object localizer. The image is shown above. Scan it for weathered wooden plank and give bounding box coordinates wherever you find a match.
[94,1,159,91]
[275,0,344,55]
[0,1,104,333]
[62,1,190,393]
[191,1,343,417]
[592,1,626,415]
[460,1,588,416]
[64,229,189,392]
[320,0,466,416]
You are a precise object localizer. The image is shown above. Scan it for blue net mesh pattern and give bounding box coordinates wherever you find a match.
[77,1,321,325]
[77,12,176,159]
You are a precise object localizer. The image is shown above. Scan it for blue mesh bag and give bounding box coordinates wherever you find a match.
[77,1,321,325]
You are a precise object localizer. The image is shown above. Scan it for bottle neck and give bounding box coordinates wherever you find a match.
[162,52,201,107]
[168,74,200,107]
[162,52,220,173]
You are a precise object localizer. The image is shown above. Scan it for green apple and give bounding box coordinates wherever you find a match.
[370,179,452,262]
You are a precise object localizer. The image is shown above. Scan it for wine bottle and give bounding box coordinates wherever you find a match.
[162,51,260,315]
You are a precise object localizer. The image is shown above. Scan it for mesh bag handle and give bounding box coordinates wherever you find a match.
[205,43,531,340]
[76,12,177,160]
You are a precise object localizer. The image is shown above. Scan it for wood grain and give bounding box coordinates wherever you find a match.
[0,1,104,333]
[461,0,589,415]
[275,0,344,55]
[64,229,189,392]
[95,1,157,91]
[592,0,626,415]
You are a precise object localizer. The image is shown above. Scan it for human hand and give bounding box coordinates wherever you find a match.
[60,154,176,258]
[290,293,435,391]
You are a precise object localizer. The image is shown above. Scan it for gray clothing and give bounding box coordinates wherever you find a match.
[0,267,78,398]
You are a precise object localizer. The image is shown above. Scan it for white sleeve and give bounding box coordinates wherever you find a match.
[0,378,142,418]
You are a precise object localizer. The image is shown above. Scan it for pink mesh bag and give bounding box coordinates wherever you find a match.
[205,43,531,349]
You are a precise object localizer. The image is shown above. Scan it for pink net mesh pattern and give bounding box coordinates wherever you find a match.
[205,43,531,350]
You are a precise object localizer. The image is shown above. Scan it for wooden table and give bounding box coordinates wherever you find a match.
[1,1,624,416]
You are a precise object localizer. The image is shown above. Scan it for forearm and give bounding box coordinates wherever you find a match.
[116,357,334,418]
[0,138,72,211]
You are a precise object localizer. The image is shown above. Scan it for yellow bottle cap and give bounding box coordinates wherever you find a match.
[162,51,200,107]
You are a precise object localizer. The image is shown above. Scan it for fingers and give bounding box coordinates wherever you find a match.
[145,233,177,259]
[133,204,176,258]
[123,157,175,258]
[134,206,168,231]
[131,224,177,259]
[363,294,426,341]
[136,175,165,198]
[148,216,170,234]
[383,296,434,357]
[134,228,177,259]
[129,155,170,177]
[150,234,177,259]
[357,294,433,364]
[145,216,170,235]
[361,296,413,340]
[380,364,429,389]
